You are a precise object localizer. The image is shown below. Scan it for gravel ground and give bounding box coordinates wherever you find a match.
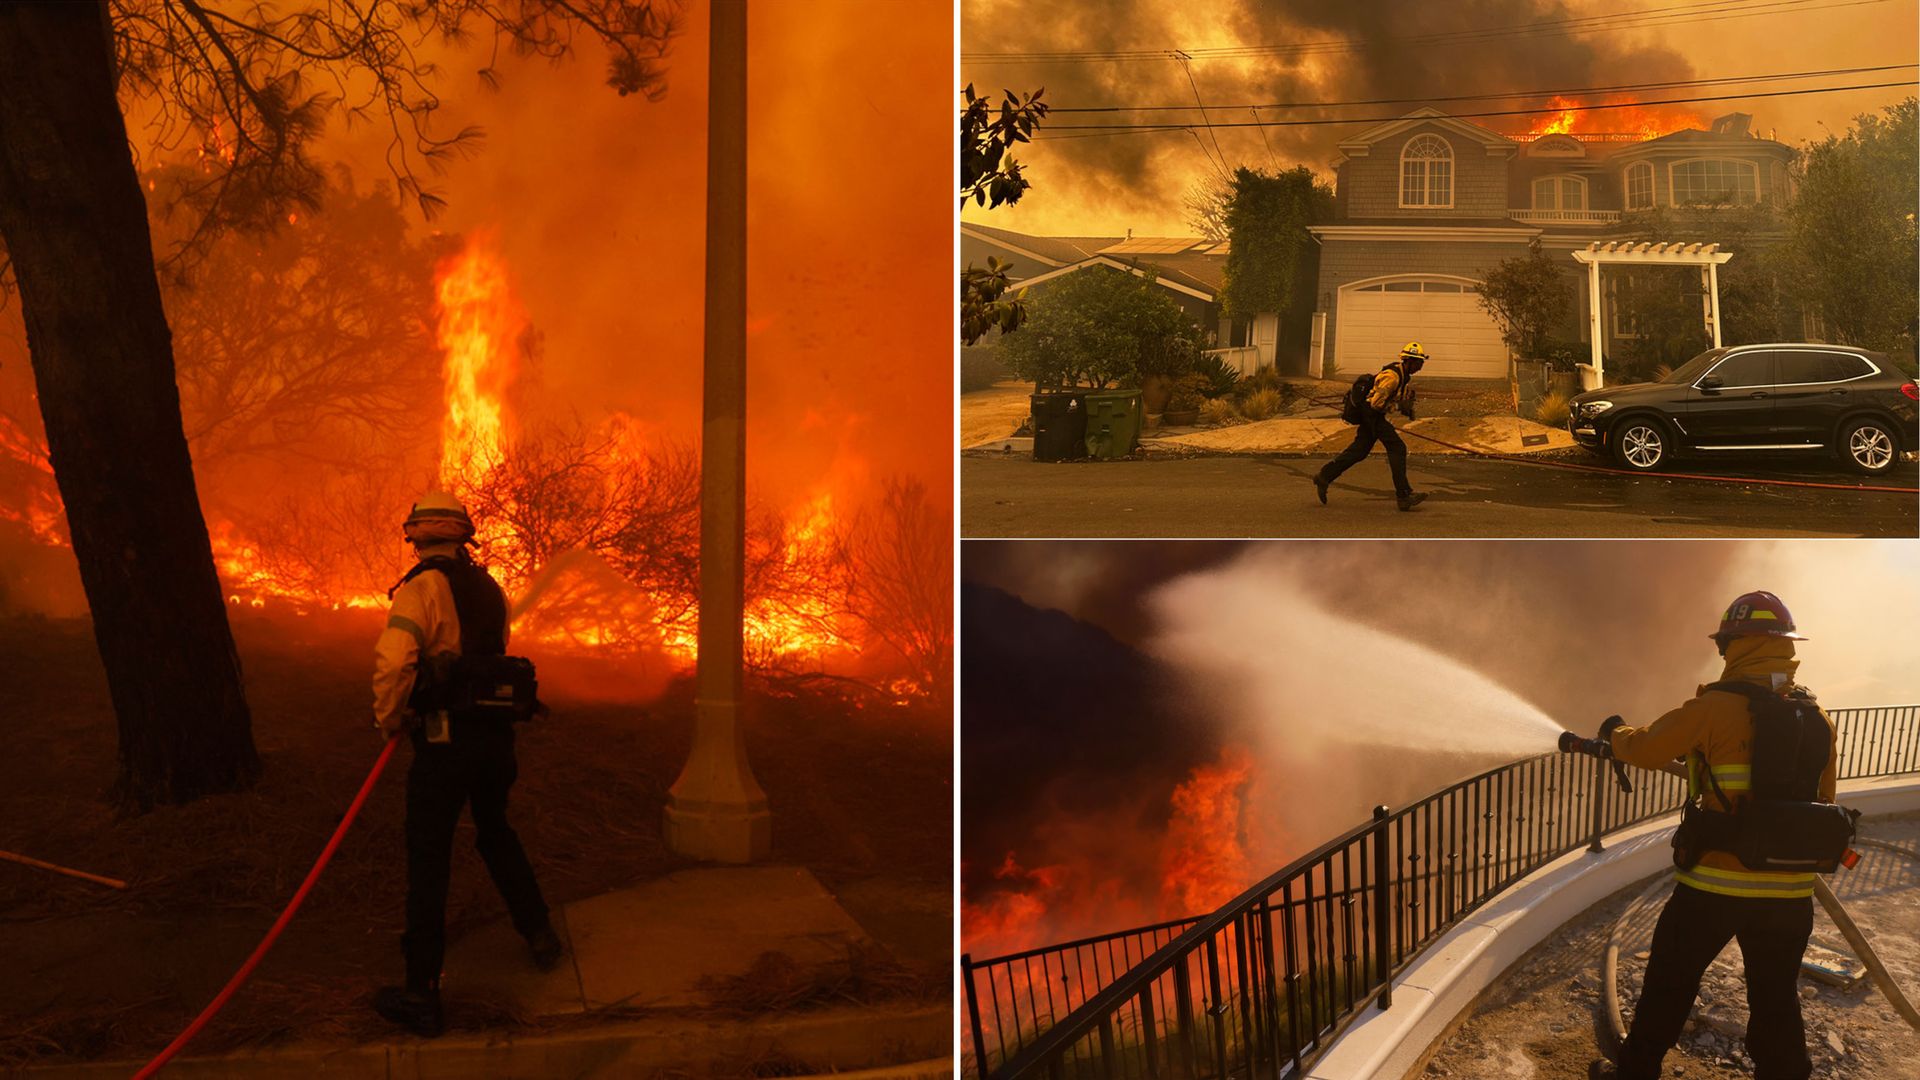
[1423,814,1920,1079]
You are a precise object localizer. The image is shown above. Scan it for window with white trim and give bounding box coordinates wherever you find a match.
[1625,162,1653,210]
[1399,133,1453,208]
[1531,175,1587,210]
[1671,158,1758,206]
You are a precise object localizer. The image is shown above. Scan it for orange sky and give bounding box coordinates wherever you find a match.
[961,0,1919,236]
[321,0,955,509]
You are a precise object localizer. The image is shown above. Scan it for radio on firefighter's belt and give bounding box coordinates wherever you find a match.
[1672,681,1861,874]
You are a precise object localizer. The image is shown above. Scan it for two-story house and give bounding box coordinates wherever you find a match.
[1305,106,1795,382]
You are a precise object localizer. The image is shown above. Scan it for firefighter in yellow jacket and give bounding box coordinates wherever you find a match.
[1591,591,1834,1080]
[371,492,559,1037]
[1313,342,1428,511]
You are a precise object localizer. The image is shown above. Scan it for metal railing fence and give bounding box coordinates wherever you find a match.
[961,704,1919,1080]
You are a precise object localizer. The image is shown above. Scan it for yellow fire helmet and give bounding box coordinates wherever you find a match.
[402,491,475,542]
[1400,341,1429,361]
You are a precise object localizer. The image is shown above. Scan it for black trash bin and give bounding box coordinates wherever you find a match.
[1030,391,1087,461]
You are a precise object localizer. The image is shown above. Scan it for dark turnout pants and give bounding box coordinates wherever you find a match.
[403,722,550,990]
[1317,410,1411,498]
[1618,882,1814,1080]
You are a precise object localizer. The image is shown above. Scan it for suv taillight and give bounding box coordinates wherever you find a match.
[1903,381,1918,401]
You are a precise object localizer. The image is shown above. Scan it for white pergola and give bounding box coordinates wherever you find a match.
[1570,241,1734,389]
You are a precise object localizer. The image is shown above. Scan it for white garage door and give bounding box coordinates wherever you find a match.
[1335,277,1509,379]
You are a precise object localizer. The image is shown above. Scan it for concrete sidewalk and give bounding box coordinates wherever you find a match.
[14,867,949,1079]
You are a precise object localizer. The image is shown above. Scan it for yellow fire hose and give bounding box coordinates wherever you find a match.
[1602,761,1920,1040]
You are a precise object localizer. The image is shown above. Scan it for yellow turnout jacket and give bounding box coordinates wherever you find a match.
[1607,636,1836,899]
[1367,364,1408,411]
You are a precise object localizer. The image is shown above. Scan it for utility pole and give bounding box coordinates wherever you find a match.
[664,0,770,862]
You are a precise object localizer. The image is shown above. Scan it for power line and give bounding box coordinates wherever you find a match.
[1037,63,1916,114]
[1031,79,1920,139]
[963,0,1889,64]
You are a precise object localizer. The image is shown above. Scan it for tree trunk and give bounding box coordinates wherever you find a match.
[0,2,258,809]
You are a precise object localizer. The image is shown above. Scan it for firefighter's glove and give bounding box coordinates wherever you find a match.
[375,710,416,739]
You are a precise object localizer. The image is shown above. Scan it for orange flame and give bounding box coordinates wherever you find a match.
[1523,95,1706,141]
[436,238,520,491]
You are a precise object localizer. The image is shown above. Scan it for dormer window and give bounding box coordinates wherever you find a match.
[1625,162,1654,210]
[1671,158,1758,205]
[1532,175,1587,210]
[1399,133,1453,208]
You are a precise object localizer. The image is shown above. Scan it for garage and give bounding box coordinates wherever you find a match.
[1335,276,1509,379]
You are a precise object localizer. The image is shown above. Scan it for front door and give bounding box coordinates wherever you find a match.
[1682,349,1776,447]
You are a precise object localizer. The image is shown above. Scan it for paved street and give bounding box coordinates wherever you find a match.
[962,454,1917,538]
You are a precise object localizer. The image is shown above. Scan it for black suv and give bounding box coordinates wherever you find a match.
[1567,343,1918,475]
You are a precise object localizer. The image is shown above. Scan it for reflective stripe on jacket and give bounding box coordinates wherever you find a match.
[371,542,507,729]
[1608,636,1836,899]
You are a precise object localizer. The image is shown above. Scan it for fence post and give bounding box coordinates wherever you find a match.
[1587,754,1607,854]
[1372,804,1393,1010]
[962,953,991,1080]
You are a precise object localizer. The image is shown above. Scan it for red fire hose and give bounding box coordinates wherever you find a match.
[131,736,400,1079]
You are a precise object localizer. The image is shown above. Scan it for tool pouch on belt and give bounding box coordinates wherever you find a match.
[444,653,539,723]
[1674,681,1861,874]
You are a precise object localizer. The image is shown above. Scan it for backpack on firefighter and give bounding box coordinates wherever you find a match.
[399,553,541,726]
[1671,681,1859,874]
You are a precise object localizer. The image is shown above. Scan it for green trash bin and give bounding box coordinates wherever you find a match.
[1083,389,1143,460]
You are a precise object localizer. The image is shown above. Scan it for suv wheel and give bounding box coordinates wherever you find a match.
[1612,418,1669,472]
[1840,416,1899,475]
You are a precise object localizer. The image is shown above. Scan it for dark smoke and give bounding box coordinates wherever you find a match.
[961,0,1694,226]
[965,540,1763,727]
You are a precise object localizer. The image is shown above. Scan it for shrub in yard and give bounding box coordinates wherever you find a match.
[1240,387,1284,420]
[1651,363,1674,382]
[1167,373,1211,412]
[1236,365,1284,400]
[1534,391,1572,427]
[1191,352,1242,399]
[1199,397,1239,426]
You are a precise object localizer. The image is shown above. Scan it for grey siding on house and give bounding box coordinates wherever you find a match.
[1317,238,1533,368]
[1342,123,1512,220]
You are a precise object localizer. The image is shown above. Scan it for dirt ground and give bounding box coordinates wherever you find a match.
[0,612,950,1068]
[961,382,1036,447]
[1424,814,1920,1079]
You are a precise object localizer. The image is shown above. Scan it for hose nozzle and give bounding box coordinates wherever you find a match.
[1558,730,1612,758]
[1559,729,1634,794]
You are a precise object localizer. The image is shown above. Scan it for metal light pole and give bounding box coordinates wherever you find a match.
[664,0,770,862]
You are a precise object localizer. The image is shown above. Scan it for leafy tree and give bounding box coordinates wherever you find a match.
[0,1,676,810]
[1478,244,1572,360]
[959,85,1048,347]
[1220,166,1333,319]
[1625,202,1794,350]
[961,85,1049,210]
[961,257,1024,347]
[1785,98,1917,366]
[1000,267,1200,390]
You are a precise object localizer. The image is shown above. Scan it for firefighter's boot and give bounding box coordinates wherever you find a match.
[373,984,444,1038]
[528,926,564,972]
[1398,491,1428,512]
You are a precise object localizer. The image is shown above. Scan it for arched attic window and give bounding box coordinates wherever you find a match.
[1399,133,1453,208]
